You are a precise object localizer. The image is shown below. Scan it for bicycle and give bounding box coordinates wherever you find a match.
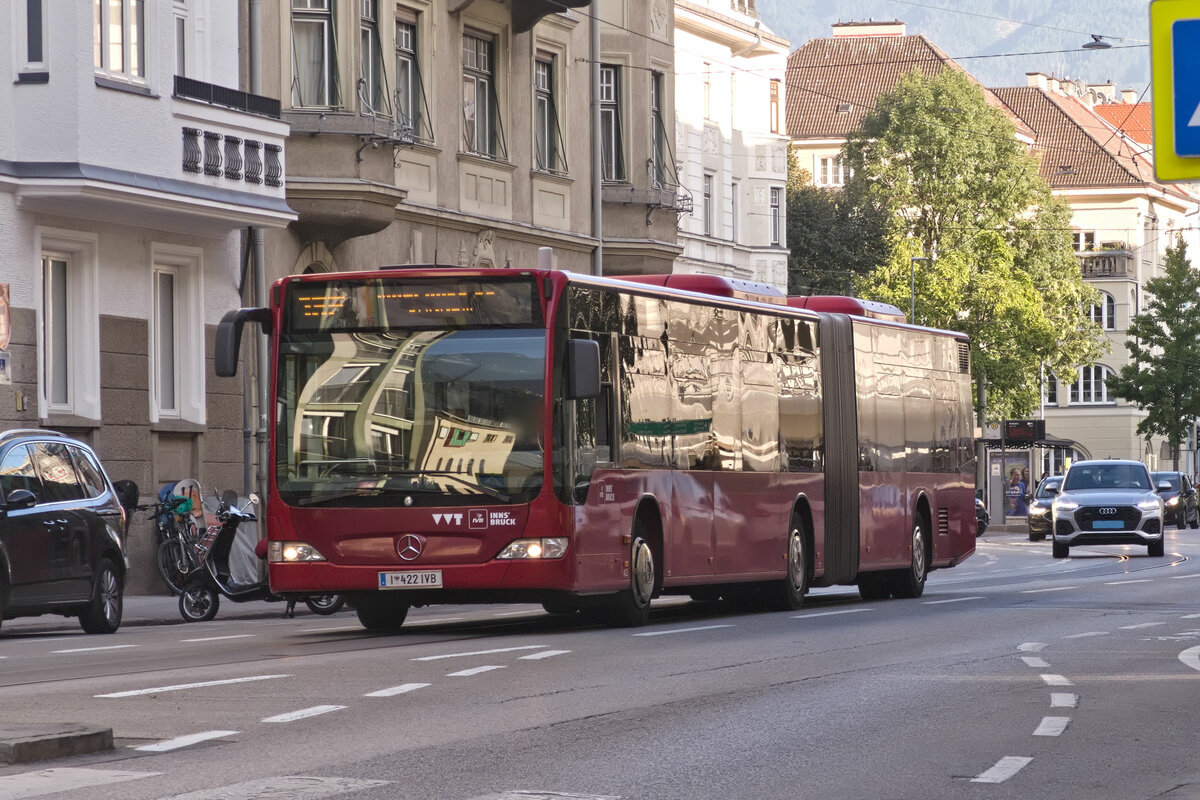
[142,489,202,595]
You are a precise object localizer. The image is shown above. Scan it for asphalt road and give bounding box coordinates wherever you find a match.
[2,528,1200,800]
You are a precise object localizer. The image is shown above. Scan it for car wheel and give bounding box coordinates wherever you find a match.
[79,558,123,634]
[1052,538,1069,559]
[1191,509,1199,529]
[355,599,409,632]
[605,531,655,627]
[890,516,928,599]
[764,525,808,611]
[1148,538,1165,557]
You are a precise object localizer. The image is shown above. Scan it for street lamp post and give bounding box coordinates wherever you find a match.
[909,256,930,323]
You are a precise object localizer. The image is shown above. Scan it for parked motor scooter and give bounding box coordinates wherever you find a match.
[177,491,345,622]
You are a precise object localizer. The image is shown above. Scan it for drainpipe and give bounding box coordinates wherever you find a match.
[731,21,762,58]
[249,0,270,510]
[591,6,603,277]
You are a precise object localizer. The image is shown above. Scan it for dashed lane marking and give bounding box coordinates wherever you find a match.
[180,634,256,643]
[791,608,873,619]
[971,756,1033,784]
[0,768,157,800]
[1120,622,1166,630]
[412,646,547,662]
[922,596,984,605]
[133,731,239,752]
[1183,614,1200,619]
[1021,586,1076,594]
[1041,674,1073,686]
[299,625,362,633]
[1063,631,1109,639]
[52,644,138,654]
[1169,573,1200,580]
[519,649,571,660]
[1018,642,1047,652]
[1021,656,1051,668]
[633,624,736,637]
[465,792,618,800]
[1033,716,1071,736]
[1051,693,1078,708]
[364,682,431,697]
[262,705,345,723]
[96,674,290,698]
[408,616,466,625]
[447,665,505,677]
[1180,645,1200,672]
[1105,579,1152,585]
[492,610,540,617]
[154,776,389,800]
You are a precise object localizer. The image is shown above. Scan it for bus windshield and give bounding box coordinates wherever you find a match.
[275,284,547,507]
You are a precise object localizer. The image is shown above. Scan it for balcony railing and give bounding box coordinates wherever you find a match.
[174,75,281,119]
[1078,250,1134,278]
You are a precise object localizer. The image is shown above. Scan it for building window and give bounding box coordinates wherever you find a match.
[1073,231,1096,251]
[770,187,782,245]
[150,245,205,424]
[600,64,624,181]
[1069,365,1114,405]
[817,155,848,187]
[21,0,48,73]
[702,173,714,237]
[154,268,179,415]
[37,230,100,421]
[1044,376,1057,406]
[702,62,712,119]
[360,0,387,115]
[292,0,339,108]
[174,3,187,77]
[1089,291,1116,330]
[463,32,506,159]
[730,181,739,243]
[94,0,147,82]
[534,55,567,174]
[769,79,781,134]
[650,71,666,187]
[395,15,432,143]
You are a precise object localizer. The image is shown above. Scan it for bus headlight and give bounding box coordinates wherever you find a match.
[496,538,568,559]
[269,541,327,562]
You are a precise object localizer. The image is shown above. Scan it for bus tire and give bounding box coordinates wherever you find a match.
[890,516,928,599]
[605,533,655,627]
[857,573,892,601]
[764,525,808,611]
[355,599,410,632]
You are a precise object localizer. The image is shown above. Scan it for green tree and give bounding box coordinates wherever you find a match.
[843,68,1106,420]
[1108,237,1200,469]
[785,151,889,296]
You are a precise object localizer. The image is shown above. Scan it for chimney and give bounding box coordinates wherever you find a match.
[1089,81,1117,102]
[1047,77,1061,93]
[1121,89,1138,103]
[831,20,907,37]
[1026,72,1048,90]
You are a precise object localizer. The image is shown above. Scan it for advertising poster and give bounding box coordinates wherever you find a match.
[989,452,1032,518]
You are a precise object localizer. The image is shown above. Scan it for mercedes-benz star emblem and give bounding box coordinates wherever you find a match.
[397,534,424,561]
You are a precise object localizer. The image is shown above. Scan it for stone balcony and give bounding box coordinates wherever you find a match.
[1078,250,1135,279]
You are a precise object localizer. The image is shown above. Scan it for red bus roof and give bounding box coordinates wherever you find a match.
[786,295,907,323]
[618,274,787,305]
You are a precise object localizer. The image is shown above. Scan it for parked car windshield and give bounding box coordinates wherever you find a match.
[1151,472,1181,491]
[1063,463,1151,492]
[1035,477,1062,498]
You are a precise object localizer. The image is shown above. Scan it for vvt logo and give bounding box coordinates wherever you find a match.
[432,513,463,526]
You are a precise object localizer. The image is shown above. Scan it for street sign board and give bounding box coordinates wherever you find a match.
[1003,419,1045,444]
[1151,0,1200,180]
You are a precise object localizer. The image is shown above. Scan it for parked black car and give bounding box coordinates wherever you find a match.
[1150,471,1199,528]
[0,430,130,633]
[1027,476,1062,541]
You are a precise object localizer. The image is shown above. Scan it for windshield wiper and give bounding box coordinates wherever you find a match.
[370,469,512,503]
[296,485,442,507]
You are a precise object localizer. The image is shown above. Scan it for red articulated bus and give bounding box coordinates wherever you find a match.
[216,267,976,630]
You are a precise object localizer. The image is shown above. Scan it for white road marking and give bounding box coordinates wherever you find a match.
[465,792,617,800]
[96,674,290,698]
[412,645,547,661]
[519,649,571,660]
[1119,622,1166,630]
[922,596,984,605]
[1180,645,1200,672]
[1021,586,1076,594]
[52,644,138,654]
[133,731,239,752]
[1033,716,1071,736]
[158,777,389,799]
[1041,674,1073,686]
[1017,642,1047,652]
[299,625,363,633]
[791,608,873,619]
[633,624,736,637]
[1169,573,1200,580]
[1051,693,1078,708]
[0,768,157,800]
[1105,579,1152,585]
[1183,613,1200,619]
[447,665,506,677]
[262,705,345,723]
[408,616,466,625]
[1064,631,1109,638]
[180,634,256,643]
[493,610,540,617]
[971,756,1033,784]
[365,682,431,697]
[1021,656,1051,668]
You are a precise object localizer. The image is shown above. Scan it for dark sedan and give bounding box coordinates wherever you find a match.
[1151,471,1199,528]
[1027,476,1062,541]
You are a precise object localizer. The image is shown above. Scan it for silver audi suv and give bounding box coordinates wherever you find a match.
[1049,459,1165,558]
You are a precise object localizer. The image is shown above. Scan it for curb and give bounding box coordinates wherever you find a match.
[0,726,113,765]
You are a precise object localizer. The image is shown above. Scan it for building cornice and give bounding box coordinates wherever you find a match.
[674,1,789,54]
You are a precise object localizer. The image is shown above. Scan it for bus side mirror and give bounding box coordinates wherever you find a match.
[565,339,601,400]
[215,307,273,377]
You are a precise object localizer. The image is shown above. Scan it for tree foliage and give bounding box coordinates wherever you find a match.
[1107,238,1200,469]
[785,154,889,296]
[842,68,1106,420]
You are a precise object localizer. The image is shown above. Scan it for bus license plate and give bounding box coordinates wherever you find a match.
[379,570,443,589]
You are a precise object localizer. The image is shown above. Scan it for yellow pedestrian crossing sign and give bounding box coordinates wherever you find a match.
[1152,0,1200,180]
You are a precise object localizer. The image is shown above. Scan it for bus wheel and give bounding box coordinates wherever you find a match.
[891,517,928,599]
[606,534,655,627]
[355,599,410,632]
[857,573,892,601]
[765,526,807,611]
